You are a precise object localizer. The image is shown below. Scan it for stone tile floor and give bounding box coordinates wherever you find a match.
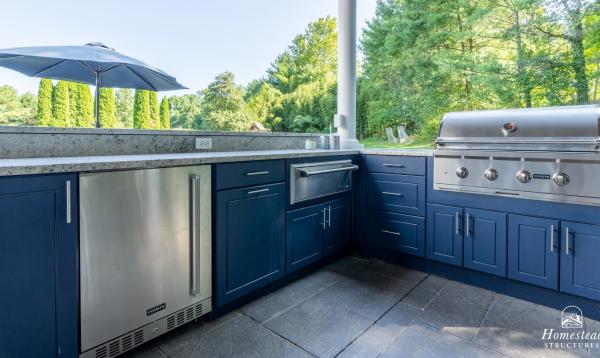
[123,257,600,358]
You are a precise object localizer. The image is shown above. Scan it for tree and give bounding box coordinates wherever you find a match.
[75,83,94,127]
[37,79,53,126]
[0,85,36,126]
[98,88,116,128]
[68,81,79,122]
[168,94,202,129]
[115,89,134,128]
[159,97,170,129]
[199,72,255,131]
[52,80,70,127]
[133,90,151,129]
[148,91,160,129]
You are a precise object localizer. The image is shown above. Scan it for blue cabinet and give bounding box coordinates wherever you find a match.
[463,208,507,277]
[367,210,425,256]
[508,215,559,289]
[286,197,351,274]
[215,182,286,307]
[367,173,425,216]
[0,174,78,358]
[286,203,325,273]
[560,221,600,300]
[426,204,463,266]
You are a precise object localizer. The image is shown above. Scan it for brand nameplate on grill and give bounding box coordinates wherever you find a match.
[533,174,551,180]
[147,303,166,316]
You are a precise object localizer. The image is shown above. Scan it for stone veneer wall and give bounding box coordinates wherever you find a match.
[0,127,324,159]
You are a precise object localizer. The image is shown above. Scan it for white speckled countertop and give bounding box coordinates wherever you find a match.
[0,150,360,176]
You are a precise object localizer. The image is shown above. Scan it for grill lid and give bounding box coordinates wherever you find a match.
[436,105,600,152]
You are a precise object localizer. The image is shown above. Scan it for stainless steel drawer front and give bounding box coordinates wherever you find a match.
[290,160,358,205]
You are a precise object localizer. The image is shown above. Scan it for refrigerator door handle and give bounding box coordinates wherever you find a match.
[190,175,201,297]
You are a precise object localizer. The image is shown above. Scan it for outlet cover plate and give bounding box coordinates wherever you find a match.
[195,137,213,150]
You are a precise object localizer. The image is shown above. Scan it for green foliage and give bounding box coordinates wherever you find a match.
[0,85,37,126]
[74,83,94,127]
[98,88,116,128]
[159,97,170,129]
[52,80,70,127]
[37,79,53,126]
[168,94,202,129]
[148,91,160,129]
[199,72,255,131]
[115,89,134,128]
[133,90,151,129]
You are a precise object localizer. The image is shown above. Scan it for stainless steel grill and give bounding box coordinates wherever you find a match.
[433,105,600,206]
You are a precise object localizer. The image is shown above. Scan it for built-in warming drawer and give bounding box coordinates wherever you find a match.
[290,160,359,205]
[365,155,426,175]
[216,160,285,191]
[367,173,425,216]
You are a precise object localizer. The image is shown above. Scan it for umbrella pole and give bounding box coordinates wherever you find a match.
[95,73,100,128]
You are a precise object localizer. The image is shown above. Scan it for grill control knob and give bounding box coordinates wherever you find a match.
[552,172,570,186]
[516,170,532,183]
[456,167,469,179]
[485,168,498,181]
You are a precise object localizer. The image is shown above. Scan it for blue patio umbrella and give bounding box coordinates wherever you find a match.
[0,42,187,127]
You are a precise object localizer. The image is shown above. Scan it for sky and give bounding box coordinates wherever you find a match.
[0,0,377,96]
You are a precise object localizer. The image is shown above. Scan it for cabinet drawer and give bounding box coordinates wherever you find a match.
[365,155,426,175]
[216,160,285,190]
[366,211,425,257]
[367,173,425,216]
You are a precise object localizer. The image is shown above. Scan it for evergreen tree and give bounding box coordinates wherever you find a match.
[148,91,160,129]
[75,83,94,127]
[133,90,151,129]
[98,88,116,128]
[36,79,53,126]
[52,80,70,127]
[199,72,255,131]
[115,89,134,128]
[159,97,170,129]
[68,81,79,124]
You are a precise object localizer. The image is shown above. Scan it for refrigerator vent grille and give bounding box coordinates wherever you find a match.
[88,301,208,358]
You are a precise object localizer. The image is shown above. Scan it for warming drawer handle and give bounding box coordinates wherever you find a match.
[298,165,359,177]
[190,175,201,297]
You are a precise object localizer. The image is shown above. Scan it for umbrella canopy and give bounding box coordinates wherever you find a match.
[0,43,187,127]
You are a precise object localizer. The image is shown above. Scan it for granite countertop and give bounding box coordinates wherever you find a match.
[0,150,360,176]
[361,148,434,157]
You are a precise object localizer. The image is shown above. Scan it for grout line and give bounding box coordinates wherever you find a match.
[238,310,318,358]
[332,273,432,358]
[472,293,499,343]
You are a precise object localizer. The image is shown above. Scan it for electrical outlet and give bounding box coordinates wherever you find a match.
[195,137,212,150]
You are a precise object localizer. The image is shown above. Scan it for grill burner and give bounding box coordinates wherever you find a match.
[433,105,600,206]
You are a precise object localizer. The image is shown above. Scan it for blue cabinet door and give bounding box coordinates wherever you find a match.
[216,183,285,307]
[560,221,600,300]
[463,208,507,277]
[426,204,463,266]
[508,215,559,289]
[324,197,352,255]
[0,174,78,358]
[286,202,325,274]
[367,210,425,256]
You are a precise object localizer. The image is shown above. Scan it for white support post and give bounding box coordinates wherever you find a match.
[336,0,363,149]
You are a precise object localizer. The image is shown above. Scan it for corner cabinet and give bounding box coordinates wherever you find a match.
[560,221,600,301]
[215,182,286,307]
[0,174,78,358]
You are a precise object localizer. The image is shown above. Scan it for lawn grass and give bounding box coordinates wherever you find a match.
[360,136,435,149]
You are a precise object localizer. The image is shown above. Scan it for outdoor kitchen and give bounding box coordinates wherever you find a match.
[1,1,600,358]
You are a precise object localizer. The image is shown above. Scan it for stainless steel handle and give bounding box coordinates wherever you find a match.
[246,171,269,176]
[190,175,201,297]
[465,212,470,237]
[455,212,460,235]
[321,208,327,229]
[383,164,406,168]
[65,180,72,224]
[298,165,359,177]
[550,224,554,253]
[382,192,404,197]
[381,229,401,236]
[437,138,599,145]
[328,205,331,228]
[247,188,270,195]
[565,227,570,255]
